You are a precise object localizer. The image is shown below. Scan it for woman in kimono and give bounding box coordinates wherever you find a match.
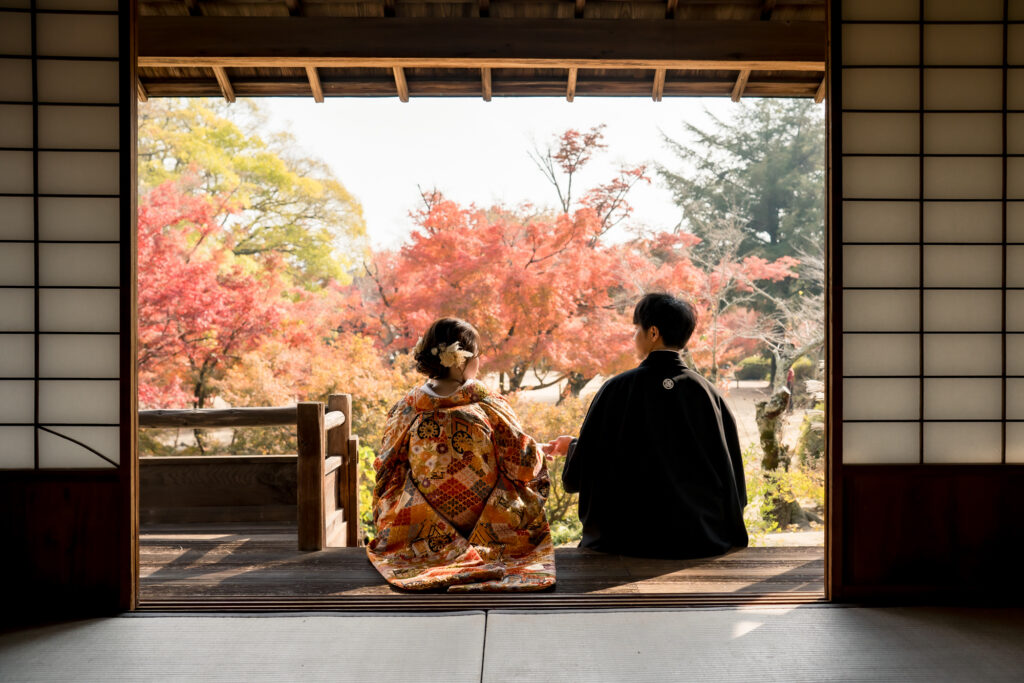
[367,317,556,592]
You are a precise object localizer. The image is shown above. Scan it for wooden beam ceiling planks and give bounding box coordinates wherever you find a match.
[731,68,751,101]
[392,66,409,102]
[212,66,235,102]
[306,66,324,102]
[814,75,826,103]
[481,67,492,101]
[652,68,666,102]
[138,18,825,71]
[566,67,578,102]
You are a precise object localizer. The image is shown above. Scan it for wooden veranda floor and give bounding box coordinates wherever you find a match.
[139,523,825,610]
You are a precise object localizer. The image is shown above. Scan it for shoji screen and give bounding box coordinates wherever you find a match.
[0,0,128,471]
[839,0,1020,465]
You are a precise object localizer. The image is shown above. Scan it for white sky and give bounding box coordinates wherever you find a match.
[259,96,742,249]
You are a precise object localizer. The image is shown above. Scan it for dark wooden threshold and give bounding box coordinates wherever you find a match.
[138,522,825,611]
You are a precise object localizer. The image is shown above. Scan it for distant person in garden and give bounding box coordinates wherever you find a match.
[367,317,556,591]
[544,293,748,559]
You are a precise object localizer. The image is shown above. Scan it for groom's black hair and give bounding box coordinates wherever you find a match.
[632,292,697,349]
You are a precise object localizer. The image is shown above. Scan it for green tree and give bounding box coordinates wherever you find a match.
[138,98,368,287]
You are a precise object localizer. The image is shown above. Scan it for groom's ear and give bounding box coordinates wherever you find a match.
[647,325,661,342]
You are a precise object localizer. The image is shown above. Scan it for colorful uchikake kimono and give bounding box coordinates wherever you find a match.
[367,379,556,591]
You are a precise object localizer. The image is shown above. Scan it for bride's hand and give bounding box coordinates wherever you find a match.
[541,435,574,458]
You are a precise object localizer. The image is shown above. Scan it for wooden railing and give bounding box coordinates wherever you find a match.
[139,394,359,551]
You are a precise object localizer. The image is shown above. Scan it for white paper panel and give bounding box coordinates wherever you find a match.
[1010,203,1024,242]
[1008,423,1024,463]
[38,151,119,195]
[0,289,34,331]
[38,106,119,150]
[1008,115,1024,155]
[0,12,31,55]
[924,422,1002,463]
[36,15,118,58]
[39,244,119,287]
[0,151,33,194]
[1009,26,1024,65]
[844,378,920,420]
[0,334,33,378]
[0,58,32,101]
[1009,246,1024,287]
[38,426,118,468]
[924,334,1002,376]
[924,0,1004,20]
[842,114,919,155]
[843,290,920,331]
[923,114,1002,155]
[924,290,1003,331]
[1011,158,1024,200]
[924,378,1002,419]
[842,422,919,464]
[39,379,118,423]
[0,104,32,148]
[0,196,33,240]
[0,380,34,422]
[924,69,1004,111]
[843,201,919,243]
[843,334,918,376]
[40,334,119,378]
[0,427,34,469]
[843,157,919,199]
[923,202,1002,243]
[1009,335,1024,374]
[1010,69,1024,110]
[924,157,1003,200]
[842,68,919,110]
[924,26,1003,66]
[0,243,34,285]
[1008,292,1024,331]
[1008,379,1024,419]
[843,0,917,20]
[39,197,119,241]
[923,245,1002,287]
[842,25,920,66]
[843,245,920,287]
[39,289,119,332]
[37,60,118,104]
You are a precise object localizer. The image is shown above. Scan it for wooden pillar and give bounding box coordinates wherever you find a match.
[296,402,325,551]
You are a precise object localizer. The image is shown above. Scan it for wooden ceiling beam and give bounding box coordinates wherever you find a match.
[652,67,666,102]
[481,67,492,101]
[814,74,826,103]
[212,66,235,102]
[393,66,409,102]
[138,18,825,71]
[306,65,324,102]
[730,68,751,101]
[566,66,577,102]
[136,76,148,102]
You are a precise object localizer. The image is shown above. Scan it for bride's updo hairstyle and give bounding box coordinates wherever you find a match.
[413,317,480,379]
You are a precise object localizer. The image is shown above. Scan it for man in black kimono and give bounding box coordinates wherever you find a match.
[544,292,748,559]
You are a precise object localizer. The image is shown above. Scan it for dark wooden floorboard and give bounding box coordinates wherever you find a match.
[140,523,824,600]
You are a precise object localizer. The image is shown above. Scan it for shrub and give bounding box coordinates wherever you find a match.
[734,356,771,381]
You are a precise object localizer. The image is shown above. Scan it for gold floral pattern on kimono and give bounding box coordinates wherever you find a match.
[367,379,556,592]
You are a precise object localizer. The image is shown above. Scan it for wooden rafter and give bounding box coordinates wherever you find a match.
[306,65,324,102]
[392,66,409,102]
[814,75,826,103]
[481,67,492,101]
[136,76,148,102]
[212,66,235,102]
[138,18,826,71]
[652,67,666,102]
[730,68,751,101]
[566,66,577,102]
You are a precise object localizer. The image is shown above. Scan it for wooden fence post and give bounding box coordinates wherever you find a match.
[345,435,359,546]
[296,401,325,551]
[326,394,352,547]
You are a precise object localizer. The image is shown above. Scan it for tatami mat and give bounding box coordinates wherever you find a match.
[482,606,1024,682]
[0,613,485,683]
